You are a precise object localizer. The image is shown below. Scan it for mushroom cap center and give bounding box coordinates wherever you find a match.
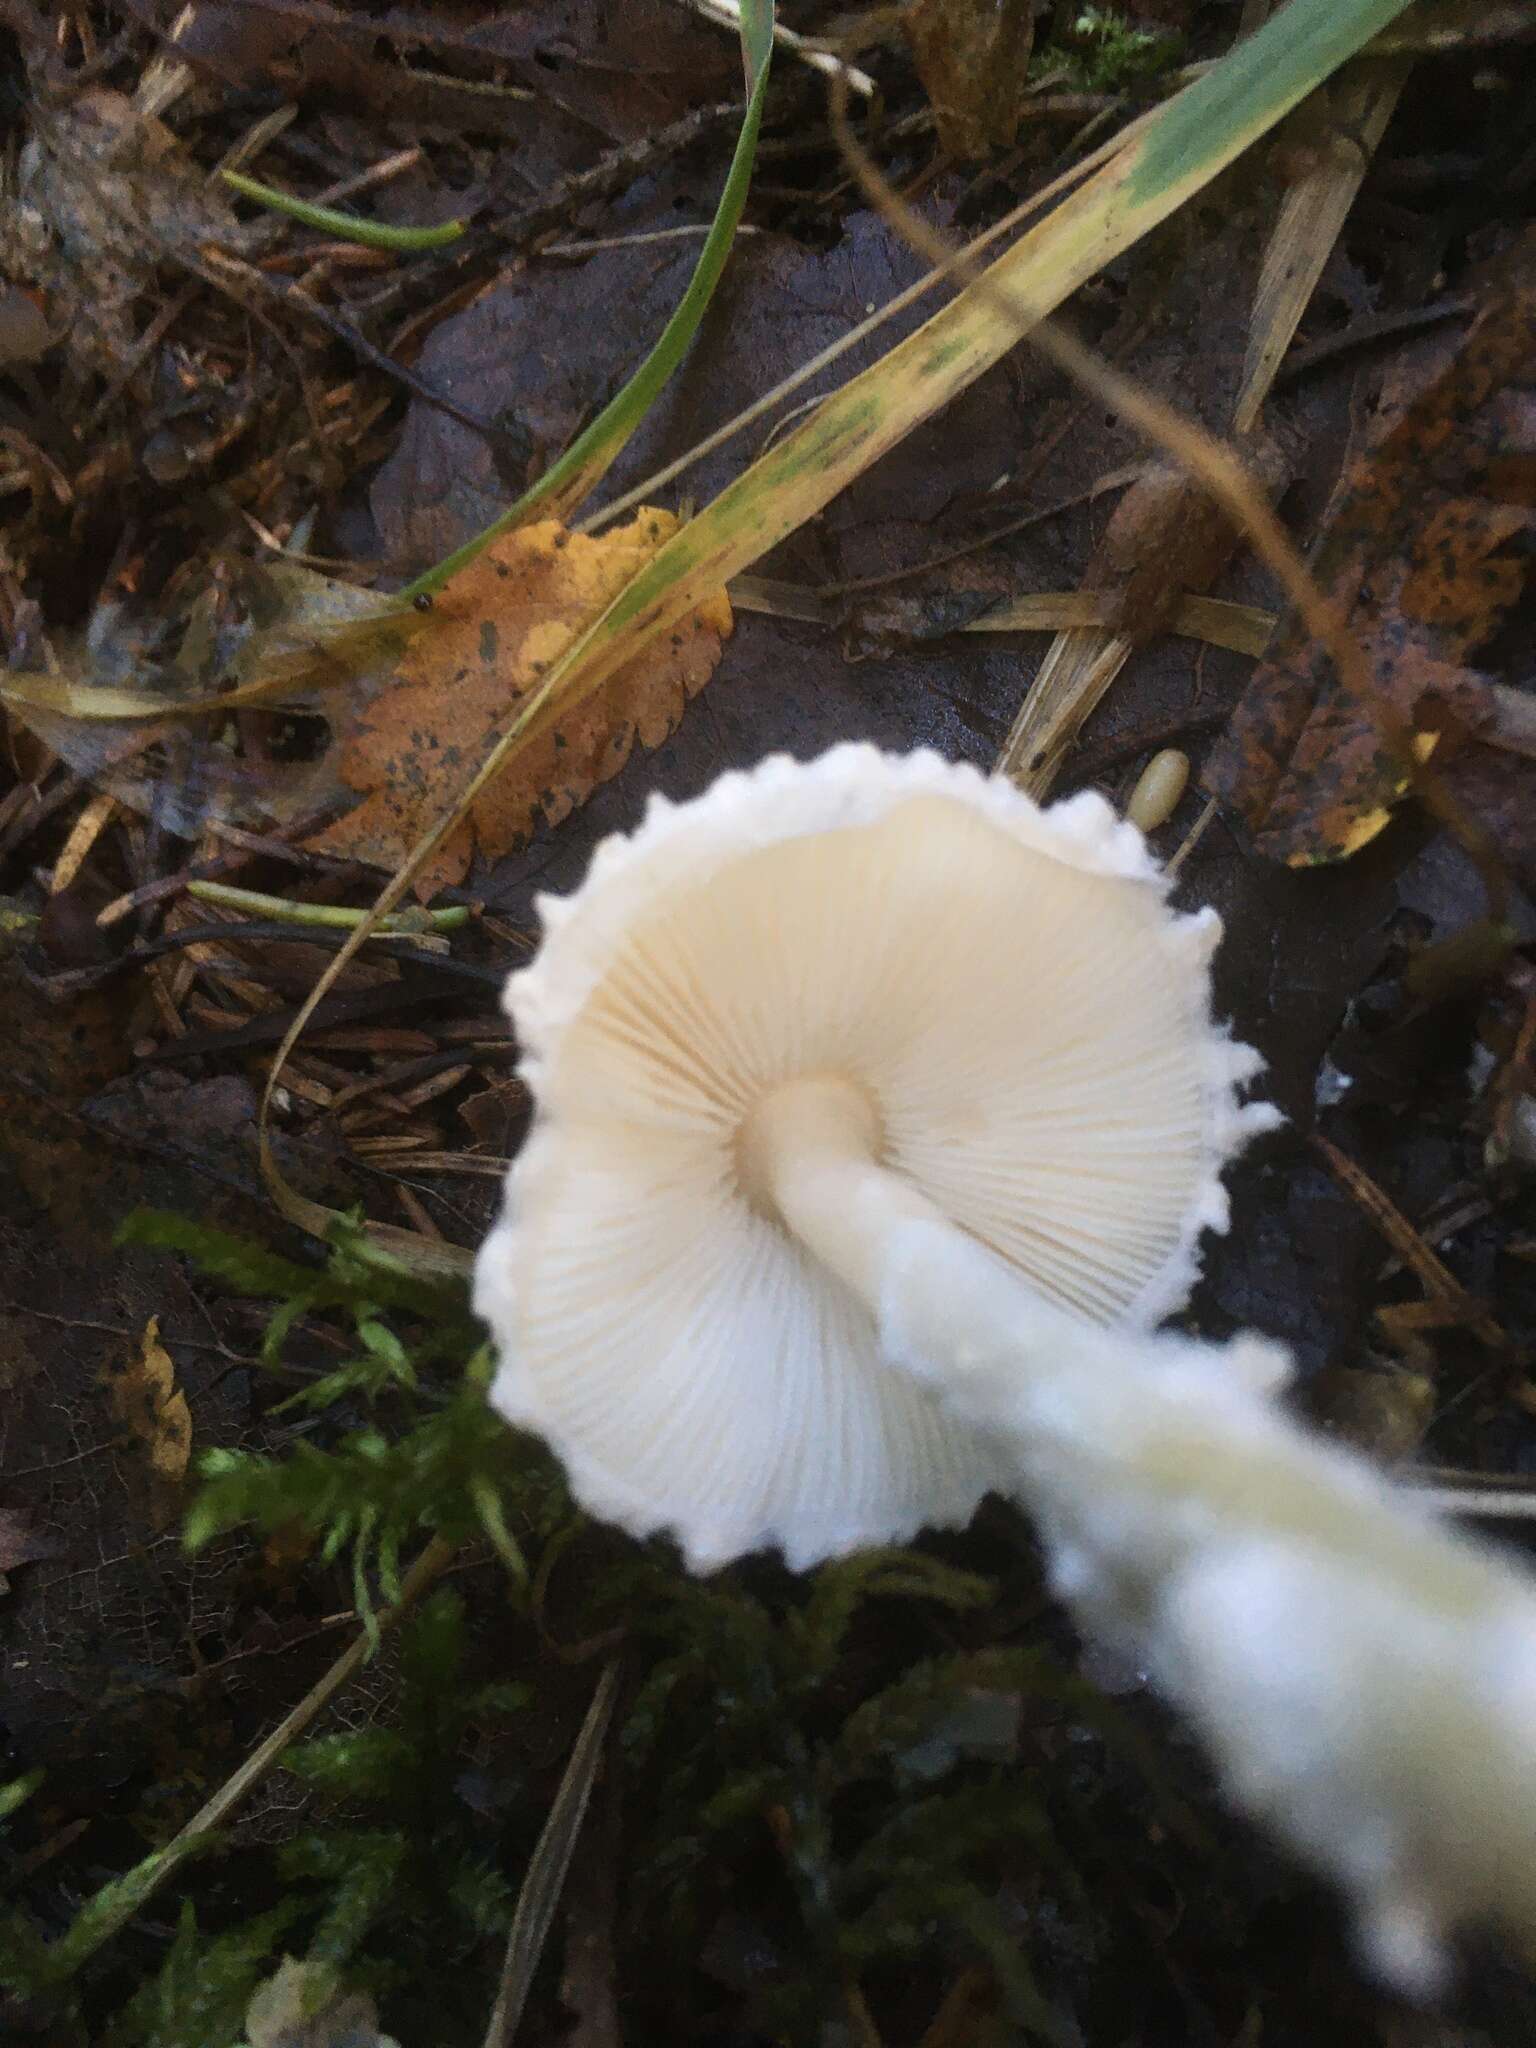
[735,1071,886,1221]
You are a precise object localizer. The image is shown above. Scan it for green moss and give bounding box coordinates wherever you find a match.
[1039,7,1182,94]
[2,1213,1184,2045]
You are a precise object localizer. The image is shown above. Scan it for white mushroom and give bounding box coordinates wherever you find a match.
[475,743,1536,1990]
[474,743,1272,1569]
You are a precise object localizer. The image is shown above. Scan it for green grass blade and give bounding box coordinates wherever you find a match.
[1132,0,1416,201]
[403,0,776,598]
[221,169,467,250]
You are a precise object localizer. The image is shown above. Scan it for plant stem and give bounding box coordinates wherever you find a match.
[186,879,470,932]
[221,169,466,249]
[737,1074,945,1309]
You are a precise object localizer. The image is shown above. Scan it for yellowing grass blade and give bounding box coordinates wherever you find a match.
[263,0,1418,1271]
[440,0,1417,794]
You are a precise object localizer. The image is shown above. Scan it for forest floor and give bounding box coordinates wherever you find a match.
[1,3,1535,2045]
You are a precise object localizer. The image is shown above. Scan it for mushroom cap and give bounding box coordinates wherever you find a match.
[474,745,1274,1571]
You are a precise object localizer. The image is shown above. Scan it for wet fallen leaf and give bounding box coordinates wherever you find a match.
[369,200,958,579]
[902,0,1035,159]
[105,1315,191,1531]
[1205,225,1536,863]
[1438,723,1536,899]
[1098,444,1293,644]
[245,1955,399,2048]
[309,509,733,898]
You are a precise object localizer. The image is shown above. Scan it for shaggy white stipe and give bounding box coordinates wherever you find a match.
[876,1215,1536,1991]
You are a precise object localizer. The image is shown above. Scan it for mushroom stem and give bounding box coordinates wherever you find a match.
[741,1116,1536,1994]
[737,1073,957,1309]
[877,1220,1536,1994]
[481,742,1536,1994]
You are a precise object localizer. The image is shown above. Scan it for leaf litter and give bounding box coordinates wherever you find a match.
[1205,222,1536,865]
[3,8,1536,2048]
[0,1507,60,1593]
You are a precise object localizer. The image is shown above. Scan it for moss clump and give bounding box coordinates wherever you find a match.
[1042,8,1183,93]
[0,1209,1207,2046]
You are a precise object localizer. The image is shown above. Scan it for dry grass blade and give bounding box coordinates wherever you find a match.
[482,1659,622,2048]
[1234,55,1409,434]
[1001,50,1408,798]
[825,74,1373,785]
[998,626,1132,797]
[583,117,1148,541]
[1312,1134,1506,1352]
[966,592,1277,655]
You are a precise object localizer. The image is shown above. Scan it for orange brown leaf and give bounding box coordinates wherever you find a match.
[1205,227,1536,864]
[309,510,733,899]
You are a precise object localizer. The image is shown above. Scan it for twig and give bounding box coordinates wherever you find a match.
[1056,711,1229,793]
[476,102,740,257]
[201,248,524,458]
[672,0,876,94]
[1276,294,1475,386]
[97,848,268,929]
[0,770,84,860]
[826,466,1142,598]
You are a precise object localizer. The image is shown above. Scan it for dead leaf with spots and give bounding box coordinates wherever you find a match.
[309,510,733,900]
[1205,225,1536,864]
[105,1315,191,1531]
